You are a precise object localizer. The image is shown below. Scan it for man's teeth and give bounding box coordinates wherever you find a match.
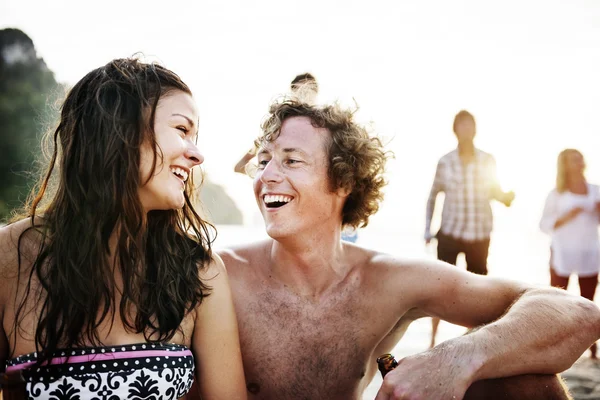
[264,195,292,204]
[170,167,189,182]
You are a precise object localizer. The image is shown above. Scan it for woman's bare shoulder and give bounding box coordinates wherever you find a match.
[0,217,44,279]
[198,253,227,280]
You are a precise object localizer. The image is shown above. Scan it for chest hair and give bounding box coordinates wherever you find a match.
[238,287,369,400]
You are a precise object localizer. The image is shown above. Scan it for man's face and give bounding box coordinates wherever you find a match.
[253,116,346,239]
[454,117,476,144]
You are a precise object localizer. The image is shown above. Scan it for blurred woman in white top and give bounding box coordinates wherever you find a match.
[540,148,599,358]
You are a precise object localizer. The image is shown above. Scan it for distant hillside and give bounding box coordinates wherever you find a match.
[200,179,243,225]
[0,28,62,220]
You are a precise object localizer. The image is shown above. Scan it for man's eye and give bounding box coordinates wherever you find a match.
[286,159,300,165]
[257,160,270,168]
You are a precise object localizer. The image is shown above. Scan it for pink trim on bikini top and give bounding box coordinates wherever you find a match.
[6,347,192,372]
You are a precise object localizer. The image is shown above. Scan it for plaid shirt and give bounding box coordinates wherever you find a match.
[425,148,503,241]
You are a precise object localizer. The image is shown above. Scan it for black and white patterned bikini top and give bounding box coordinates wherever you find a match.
[5,343,195,399]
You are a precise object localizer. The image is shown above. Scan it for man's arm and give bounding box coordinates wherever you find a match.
[488,156,514,206]
[425,160,444,243]
[375,257,600,399]
[464,288,598,379]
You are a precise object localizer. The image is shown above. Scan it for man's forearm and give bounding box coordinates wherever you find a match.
[491,186,510,205]
[464,288,600,383]
[424,192,438,239]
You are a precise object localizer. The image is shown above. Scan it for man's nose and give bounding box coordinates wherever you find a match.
[260,159,283,183]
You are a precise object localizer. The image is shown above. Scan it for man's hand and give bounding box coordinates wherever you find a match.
[502,191,515,207]
[424,232,433,245]
[374,348,473,400]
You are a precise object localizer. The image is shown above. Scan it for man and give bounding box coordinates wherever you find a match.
[425,110,515,348]
[234,73,318,175]
[219,99,600,399]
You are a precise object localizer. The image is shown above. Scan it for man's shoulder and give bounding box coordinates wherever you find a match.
[217,239,271,269]
[476,148,496,162]
[438,150,457,164]
[360,251,456,310]
[360,248,428,276]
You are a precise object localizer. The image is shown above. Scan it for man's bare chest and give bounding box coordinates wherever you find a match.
[235,288,381,399]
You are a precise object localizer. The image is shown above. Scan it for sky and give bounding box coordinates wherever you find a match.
[2,0,600,236]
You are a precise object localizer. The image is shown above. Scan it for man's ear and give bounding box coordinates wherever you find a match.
[336,185,351,198]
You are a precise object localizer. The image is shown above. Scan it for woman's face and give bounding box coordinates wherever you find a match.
[565,151,585,176]
[138,90,203,212]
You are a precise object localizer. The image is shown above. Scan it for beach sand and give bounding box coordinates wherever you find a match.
[563,357,600,400]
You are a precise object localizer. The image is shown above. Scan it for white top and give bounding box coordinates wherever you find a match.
[539,183,600,277]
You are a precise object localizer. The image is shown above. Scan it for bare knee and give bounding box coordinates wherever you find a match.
[464,374,572,400]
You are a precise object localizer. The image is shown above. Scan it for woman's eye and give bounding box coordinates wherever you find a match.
[176,126,188,136]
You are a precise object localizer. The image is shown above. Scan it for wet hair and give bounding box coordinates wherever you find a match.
[11,57,214,362]
[452,110,475,134]
[290,73,318,93]
[257,99,390,228]
[556,148,585,193]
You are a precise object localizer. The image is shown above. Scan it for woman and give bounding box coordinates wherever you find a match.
[0,58,247,399]
[540,148,599,359]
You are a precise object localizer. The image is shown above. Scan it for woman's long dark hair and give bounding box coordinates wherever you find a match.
[11,58,214,363]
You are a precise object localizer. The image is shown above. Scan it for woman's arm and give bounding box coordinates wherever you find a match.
[0,222,17,371]
[191,254,247,400]
[0,223,28,400]
[554,206,584,229]
[540,189,585,232]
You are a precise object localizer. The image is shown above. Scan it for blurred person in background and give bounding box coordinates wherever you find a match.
[425,110,515,348]
[540,148,600,359]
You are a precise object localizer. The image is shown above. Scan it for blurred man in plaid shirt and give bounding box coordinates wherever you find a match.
[425,110,515,347]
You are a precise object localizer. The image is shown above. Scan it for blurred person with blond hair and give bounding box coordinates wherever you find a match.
[540,148,600,359]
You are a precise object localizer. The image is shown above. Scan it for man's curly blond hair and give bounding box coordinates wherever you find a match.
[256,99,391,228]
